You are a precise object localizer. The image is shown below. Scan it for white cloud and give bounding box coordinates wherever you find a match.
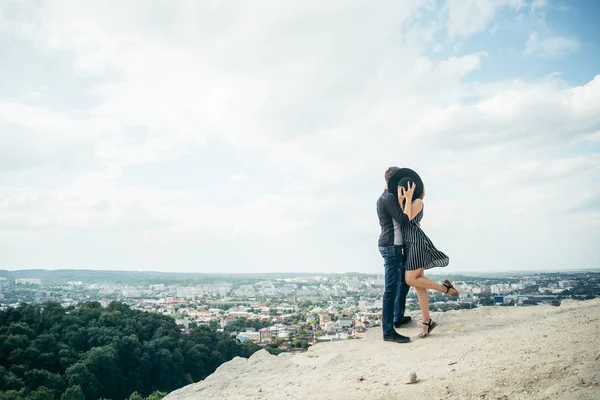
[0,0,598,272]
[524,31,580,58]
[529,0,548,14]
[445,0,525,38]
[230,174,244,183]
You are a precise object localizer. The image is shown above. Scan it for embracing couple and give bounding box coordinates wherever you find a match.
[376,166,460,343]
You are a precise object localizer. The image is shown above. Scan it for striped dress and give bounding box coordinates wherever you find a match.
[402,205,449,271]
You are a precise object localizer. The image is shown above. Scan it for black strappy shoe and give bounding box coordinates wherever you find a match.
[443,280,460,298]
[418,319,437,338]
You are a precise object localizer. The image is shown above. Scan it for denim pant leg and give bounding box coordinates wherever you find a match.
[380,246,400,336]
[394,248,410,323]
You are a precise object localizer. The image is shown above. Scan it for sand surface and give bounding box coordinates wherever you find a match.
[166,298,600,400]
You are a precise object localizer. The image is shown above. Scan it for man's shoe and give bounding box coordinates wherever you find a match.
[394,316,412,328]
[383,332,410,343]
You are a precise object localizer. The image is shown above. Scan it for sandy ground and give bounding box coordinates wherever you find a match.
[165,298,600,400]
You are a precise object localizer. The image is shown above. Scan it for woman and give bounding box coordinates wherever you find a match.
[397,178,459,338]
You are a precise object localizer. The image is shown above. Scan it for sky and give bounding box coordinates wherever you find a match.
[0,0,599,274]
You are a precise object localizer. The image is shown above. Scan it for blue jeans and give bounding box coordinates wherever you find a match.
[379,245,409,336]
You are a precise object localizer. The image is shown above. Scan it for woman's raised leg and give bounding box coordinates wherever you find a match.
[405,269,459,297]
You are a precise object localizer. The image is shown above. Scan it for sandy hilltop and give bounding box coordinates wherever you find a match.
[166,298,600,400]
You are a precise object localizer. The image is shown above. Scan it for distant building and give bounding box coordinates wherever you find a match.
[494,295,517,305]
[122,289,142,298]
[0,278,9,289]
[236,331,260,343]
[220,317,236,329]
[558,280,577,289]
[339,318,354,330]
[520,280,536,287]
[15,278,42,285]
[315,332,348,342]
[319,313,331,326]
[491,284,510,295]
[259,328,273,343]
[34,292,54,303]
[346,281,360,292]
[175,319,190,329]
[99,287,115,295]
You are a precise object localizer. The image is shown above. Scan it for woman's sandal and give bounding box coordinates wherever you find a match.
[418,319,437,338]
[443,280,460,298]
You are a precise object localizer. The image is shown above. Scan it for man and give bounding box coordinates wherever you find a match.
[376,166,412,343]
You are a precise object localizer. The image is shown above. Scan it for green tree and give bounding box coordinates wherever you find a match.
[146,391,167,400]
[26,386,54,400]
[127,392,144,400]
[23,370,63,393]
[0,389,22,400]
[64,363,100,399]
[60,386,85,400]
[0,301,260,400]
[1,371,24,391]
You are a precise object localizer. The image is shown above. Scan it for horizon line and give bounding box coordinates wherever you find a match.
[2,267,599,276]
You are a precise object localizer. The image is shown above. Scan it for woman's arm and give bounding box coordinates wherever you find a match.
[398,183,422,221]
[406,199,423,221]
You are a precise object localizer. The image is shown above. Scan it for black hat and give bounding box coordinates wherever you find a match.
[388,168,423,201]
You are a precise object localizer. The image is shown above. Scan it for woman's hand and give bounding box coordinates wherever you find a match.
[399,181,415,215]
[405,181,416,199]
[398,186,406,210]
[398,186,406,200]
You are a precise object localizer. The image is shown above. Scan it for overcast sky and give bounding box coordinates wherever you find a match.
[1,0,599,274]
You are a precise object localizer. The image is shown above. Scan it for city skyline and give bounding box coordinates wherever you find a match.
[1,0,599,273]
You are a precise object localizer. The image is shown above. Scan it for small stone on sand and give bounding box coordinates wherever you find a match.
[406,372,418,384]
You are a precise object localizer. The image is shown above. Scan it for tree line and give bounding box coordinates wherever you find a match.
[0,301,259,400]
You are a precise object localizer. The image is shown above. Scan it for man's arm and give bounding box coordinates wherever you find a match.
[383,194,409,224]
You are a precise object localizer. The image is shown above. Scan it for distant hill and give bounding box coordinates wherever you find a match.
[1,269,598,285]
[0,269,324,284]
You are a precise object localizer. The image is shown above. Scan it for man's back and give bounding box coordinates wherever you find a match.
[377,190,407,247]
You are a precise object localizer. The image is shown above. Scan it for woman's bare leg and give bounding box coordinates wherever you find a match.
[408,269,440,336]
[415,286,430,333]
[410,269,431,335]
[405,269,458,296]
